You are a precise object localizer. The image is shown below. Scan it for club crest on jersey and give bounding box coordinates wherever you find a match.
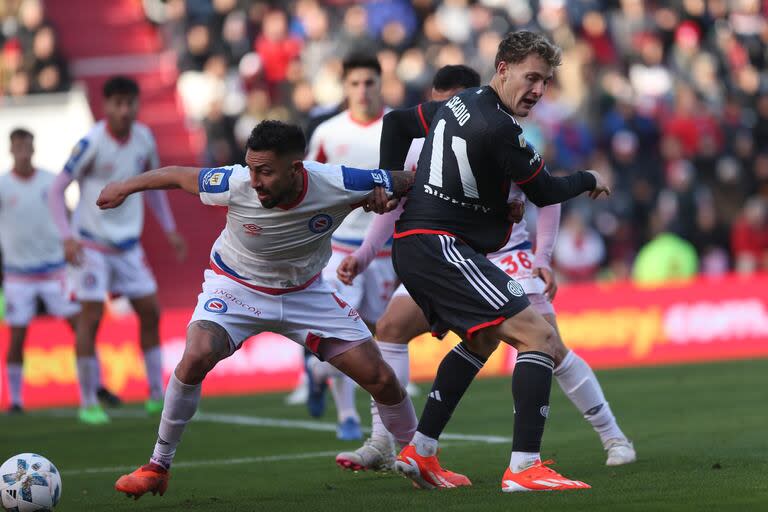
[243,223,262,236]
[507,279,524,297]
[204,298,228,313]
[308,213,333,234]
[518,134,526,148]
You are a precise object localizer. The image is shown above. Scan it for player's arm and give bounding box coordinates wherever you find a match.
[496,126,609,207]
[379,101,443,170]
[338,166,414,214]
[338,200,405,285]
[532,203,561,300]
[97,166,201,210]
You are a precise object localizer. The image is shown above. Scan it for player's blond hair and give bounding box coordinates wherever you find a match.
[494,31,562,68]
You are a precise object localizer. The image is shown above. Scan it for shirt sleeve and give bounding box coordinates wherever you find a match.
[493,124,596,207]
[317,162,394,205]
[198,165,243,206]
[63,136,97,179]
[379,101,443,170]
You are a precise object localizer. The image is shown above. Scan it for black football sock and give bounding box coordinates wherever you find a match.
[511,351,555,453]
[416,342,487,441]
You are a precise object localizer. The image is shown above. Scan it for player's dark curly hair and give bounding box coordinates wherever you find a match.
[432,65,481,91]
[103,76,140,98]
[494,30,562,69]
[342,52,381,78]
[246,120,306,157]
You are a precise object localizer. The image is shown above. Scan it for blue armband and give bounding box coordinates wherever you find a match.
[341,166,392,193]
[199,167,233,193]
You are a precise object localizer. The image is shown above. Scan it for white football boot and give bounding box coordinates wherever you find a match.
[336,436,396,471]
[605,438,637,466]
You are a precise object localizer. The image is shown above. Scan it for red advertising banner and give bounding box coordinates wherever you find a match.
[2,274,768,409]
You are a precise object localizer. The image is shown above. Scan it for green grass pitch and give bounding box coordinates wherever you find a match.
[2,358,767,511]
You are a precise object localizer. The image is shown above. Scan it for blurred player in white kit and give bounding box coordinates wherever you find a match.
[300,52,396,440]
[0,128,80,414]
[48,76,186,425]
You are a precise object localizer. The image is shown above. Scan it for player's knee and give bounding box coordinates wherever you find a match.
[532,321,557,357]
[465,331,500,360]
[375,314,411,344]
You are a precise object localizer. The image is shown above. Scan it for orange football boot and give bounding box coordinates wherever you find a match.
[394,445,471,489]
[501,459,590,492]
[115,463,170,500]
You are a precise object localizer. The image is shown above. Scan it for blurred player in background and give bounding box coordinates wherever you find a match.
[0,128,80,414]
[302,52,395,440]
[48,76,187,425]
[379,30,610,491]
[101,120,417,500]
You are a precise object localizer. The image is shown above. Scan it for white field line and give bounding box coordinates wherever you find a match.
[40,409,511,445]
[61,451,340,476]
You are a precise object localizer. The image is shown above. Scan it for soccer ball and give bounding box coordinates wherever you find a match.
[0,453,62,511]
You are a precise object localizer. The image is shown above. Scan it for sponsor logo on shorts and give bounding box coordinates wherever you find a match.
[507,279,524,297]
[308,213,333,234]
[212,289,261,316]
[204,298,228,313]
[540,405,550,418]
[242,223,262,236]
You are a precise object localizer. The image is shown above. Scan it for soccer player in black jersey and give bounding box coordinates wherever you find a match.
[379,31,610,492]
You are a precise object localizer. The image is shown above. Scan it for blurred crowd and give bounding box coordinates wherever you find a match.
[5,0,768,282]
[0,0,69,96]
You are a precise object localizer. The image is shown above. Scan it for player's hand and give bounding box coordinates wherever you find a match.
[362,186,392,214]
[97,182,129,209]
[167,231,187,262]
[585,170,611,199]
[336,255,360,286]
[389,170,415,198]
[532,266,558,301]
[63,238,83,266]
[507,200,525,223]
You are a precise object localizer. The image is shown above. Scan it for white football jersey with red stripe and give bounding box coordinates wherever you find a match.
[198,161,392,290]
[63,120,159,248]
[306,109,390,248]
[0,169,65,275]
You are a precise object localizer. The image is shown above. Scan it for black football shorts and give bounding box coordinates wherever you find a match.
[392,232,530,339]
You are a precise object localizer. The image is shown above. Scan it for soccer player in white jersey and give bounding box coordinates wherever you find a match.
[0,128,80,414]
[302,53,395,440]
[102,120,417,500]
[334,93,636,475]
[48,77,186,425]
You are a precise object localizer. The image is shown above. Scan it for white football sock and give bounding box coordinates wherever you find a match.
[143,346,164,400]
[150,371,201,469]
[555,350,626,445]
[7,363,23,406]
[411,431,438,457]
[374,395,417,448]
[370,341,410,439]
[509,451,540,473]
[76,356,98,407]
[331,374,359,423]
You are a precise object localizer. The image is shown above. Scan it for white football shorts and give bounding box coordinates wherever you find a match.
[4,272,80,326]
[73,244,158,302]
[190,270,372,358]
